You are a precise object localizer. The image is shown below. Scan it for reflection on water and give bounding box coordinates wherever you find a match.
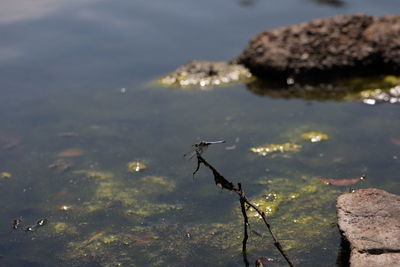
[310,0,345,7]
[0,0,97,23]
[246,75,400,104]
[238,0,258,7]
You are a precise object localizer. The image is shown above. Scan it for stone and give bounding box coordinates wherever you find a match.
[236,14,400,83]
[157,60,252,89]
[336,188,400,266]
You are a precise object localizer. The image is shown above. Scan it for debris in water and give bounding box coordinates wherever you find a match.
[390,138,400,146]
[0,136,20,150]
[25,218,48,232]
[81,231,107,247]
[12,219,22,229]
[57,148,84,158]
[48,159,74,173]
[57,132,79,137]
[255,256,280,267]
[319,175,366,186]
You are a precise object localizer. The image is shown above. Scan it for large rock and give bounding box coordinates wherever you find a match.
[336,188,400,267]
[236,14,400,83]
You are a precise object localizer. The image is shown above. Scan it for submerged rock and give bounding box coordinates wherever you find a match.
[157,61,252,89]
[336,188,400,267]
[236,14,400,83]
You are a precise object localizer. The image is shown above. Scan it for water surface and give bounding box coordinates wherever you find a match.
[0,1,399,266]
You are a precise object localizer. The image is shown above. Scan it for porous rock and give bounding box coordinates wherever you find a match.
[236,14,400,82]
[336,188,400,266]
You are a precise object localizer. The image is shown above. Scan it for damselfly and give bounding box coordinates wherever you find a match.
[184,140,225,159]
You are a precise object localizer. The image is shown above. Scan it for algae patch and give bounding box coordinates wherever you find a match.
[246,176,341,252]
[73,170,114,180]
[127,161,147,172]
[157,61,253,89]
[301,131,329,143]
[250,143,301,157]
[0,172,12,179]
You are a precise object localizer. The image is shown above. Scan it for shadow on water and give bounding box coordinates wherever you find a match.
[236,0,345,8]
[336,237,351,267]
[245,75,400,104]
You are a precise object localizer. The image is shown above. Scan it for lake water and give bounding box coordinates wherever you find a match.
[0,1,399,266]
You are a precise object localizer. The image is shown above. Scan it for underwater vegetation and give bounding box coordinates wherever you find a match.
[0,172,12,179]
[250,143,302,157]
[127,161,148,172]
[300,131,329,143]
[36,149,343,266]
[74,170,114,180]
[246,176,341,252]
[250,130,330,158]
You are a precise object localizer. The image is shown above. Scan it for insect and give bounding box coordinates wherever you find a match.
[12,219,22,229]
[184,140,226,159]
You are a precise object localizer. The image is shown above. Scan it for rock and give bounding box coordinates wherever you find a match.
[336,188,400,267]
[236,14,400,83]
[157,60,252,89]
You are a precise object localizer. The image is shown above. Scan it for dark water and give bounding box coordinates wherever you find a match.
[0,1,399,266]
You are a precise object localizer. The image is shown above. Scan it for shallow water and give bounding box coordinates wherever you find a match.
[0,1,399,266]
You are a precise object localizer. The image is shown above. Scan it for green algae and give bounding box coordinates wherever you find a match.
[341,75,400,90]
[78,176,178,220]
[246,176,341,252]
[136,176,176,195]
[63,172,340,266]
[157,61,253,89]
[74,170,114,180]
[54,222,68,234]
[248,192,285,217]
[301,131,329,143]
[127,161,147,172]
[250,143,301,157]
[0,172,12,179]
[101,234,120,244]
[53,222,78,235]
[124,203,183,217]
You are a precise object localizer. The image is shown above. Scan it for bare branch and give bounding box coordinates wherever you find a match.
[190,148,295,267]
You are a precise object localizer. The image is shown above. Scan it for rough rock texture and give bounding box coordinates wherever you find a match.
[237,14,400,83]
[336,188,400,266]
[157,61,252,89]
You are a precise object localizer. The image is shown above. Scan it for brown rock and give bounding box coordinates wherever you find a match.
[350,251,400,267]
[337,188,400,266]
[236,14,400,83]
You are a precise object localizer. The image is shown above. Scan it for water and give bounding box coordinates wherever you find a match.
[0,1,399,266]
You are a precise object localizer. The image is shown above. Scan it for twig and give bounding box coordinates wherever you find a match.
[192,150,295,267]
[239,183,250,267]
